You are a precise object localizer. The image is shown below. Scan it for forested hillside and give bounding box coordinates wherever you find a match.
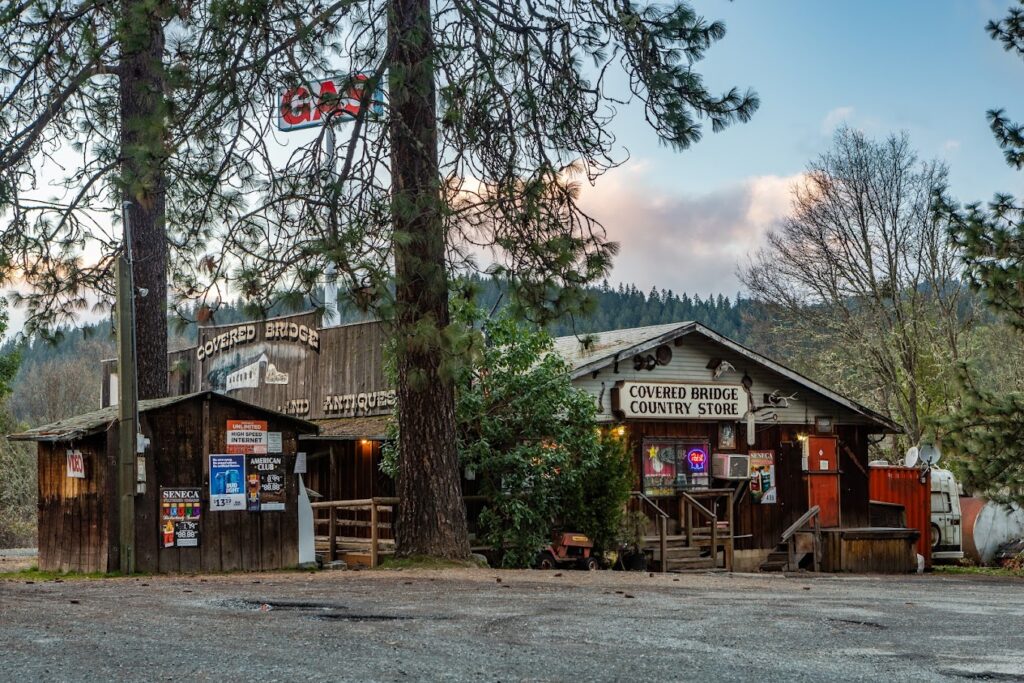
[2,277,750,420]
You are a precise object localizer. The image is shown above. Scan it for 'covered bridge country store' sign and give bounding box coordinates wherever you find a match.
[612,382,745,419]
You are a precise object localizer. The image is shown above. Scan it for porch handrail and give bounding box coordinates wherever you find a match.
[629,491,668,574]
[630,491,669,518]
[679,491,716,522]
[781,505,820,543]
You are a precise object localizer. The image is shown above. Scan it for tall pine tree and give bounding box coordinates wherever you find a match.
[937,1,1024,502]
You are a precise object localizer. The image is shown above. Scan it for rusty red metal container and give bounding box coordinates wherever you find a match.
[869,465,931,568]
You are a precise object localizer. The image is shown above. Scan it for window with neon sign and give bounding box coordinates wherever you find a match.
[641,440,711,495]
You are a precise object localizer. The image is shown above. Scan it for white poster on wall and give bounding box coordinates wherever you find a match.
[66,449,85,479]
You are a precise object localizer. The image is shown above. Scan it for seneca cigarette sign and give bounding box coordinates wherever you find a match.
[612,382,745,420]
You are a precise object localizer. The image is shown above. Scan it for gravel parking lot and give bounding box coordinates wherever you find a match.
[1,566,1023,682]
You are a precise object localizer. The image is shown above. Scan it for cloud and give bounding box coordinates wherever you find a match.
[577,163,800,297]
[821,106,855,135]
[942,139,961,153]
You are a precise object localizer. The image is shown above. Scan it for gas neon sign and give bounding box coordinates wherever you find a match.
[277,74,384,131]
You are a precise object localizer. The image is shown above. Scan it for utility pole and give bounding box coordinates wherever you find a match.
[322,121,341,328]
[117,201,139,574]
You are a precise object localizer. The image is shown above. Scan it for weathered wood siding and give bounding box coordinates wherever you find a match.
[103,315,394,425]
[820,528,918,573]
[36,394,312,574]
[36,434,112,573]
[132,396,306,573]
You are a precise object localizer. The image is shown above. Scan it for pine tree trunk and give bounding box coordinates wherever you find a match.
[119,0,168,400]
[388,0,470,559]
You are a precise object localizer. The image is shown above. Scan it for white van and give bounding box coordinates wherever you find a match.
[930,468,964,561]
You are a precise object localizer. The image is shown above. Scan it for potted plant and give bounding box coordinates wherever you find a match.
[615,510,649,571]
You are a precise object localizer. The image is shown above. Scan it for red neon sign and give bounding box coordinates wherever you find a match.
[686,447,708,472]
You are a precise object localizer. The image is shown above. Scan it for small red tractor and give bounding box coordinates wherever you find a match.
[534,532,598,570]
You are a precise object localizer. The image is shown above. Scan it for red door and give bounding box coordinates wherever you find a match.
[805,436,840,527]
[807,473,841,527]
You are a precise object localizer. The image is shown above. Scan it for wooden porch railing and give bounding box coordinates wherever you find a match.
[780,505,821,572]
[311,495,491,568]
[630,491,669,574]
[679,489,735,570]
[311,496,398,568]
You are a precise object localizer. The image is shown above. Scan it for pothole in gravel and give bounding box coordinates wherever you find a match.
[827,617,887,630]
[215,599,413,622]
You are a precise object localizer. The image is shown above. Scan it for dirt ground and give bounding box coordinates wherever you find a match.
[1,563,1023,682]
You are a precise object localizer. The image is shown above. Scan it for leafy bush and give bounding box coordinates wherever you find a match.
[384,306,633,567]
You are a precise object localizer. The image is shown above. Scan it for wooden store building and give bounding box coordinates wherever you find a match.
[551,321,916,572]
[21,311,917,573]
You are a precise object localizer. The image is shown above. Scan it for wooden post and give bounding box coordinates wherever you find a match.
[710,511,718,569]
[680,497,692,548]
[328,505,337,562]
[115,254,136,575]
[659,516,667,574]
[370,499,379,568]
[328,445,337,562]
[725,492,735,572]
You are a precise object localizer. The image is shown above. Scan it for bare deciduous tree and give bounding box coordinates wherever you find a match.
[741,128,971,447]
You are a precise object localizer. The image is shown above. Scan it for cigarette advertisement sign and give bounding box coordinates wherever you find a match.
[247,455,286,512]
[226,419,268,454]
[749,450,777,504]
[161,488,202,548]
[209,454,247,510]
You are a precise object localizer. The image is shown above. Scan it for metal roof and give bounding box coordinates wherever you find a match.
[8,391,318,443]
[551,322,902,433]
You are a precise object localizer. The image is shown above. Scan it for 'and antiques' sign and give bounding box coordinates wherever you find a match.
[65,449,85,479]
[247,455,286,511]
[209,454,247,510]
[226,420,268,454]
[161,488,202,548]
[749,451,777,504]
[613,382,745,420]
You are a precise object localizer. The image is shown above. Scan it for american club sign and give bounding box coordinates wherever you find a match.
[612,381,745,420]
[277,74,383,131]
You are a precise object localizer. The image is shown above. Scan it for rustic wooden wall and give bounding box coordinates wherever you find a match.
[189,314,391,422]
[129,396,307,573]
[36,434,112,573]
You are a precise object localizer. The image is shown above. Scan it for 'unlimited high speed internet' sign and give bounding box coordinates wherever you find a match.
[612,381,745,420]
[277,74,383,131]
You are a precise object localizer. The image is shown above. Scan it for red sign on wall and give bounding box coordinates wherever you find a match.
[226,420,268,454]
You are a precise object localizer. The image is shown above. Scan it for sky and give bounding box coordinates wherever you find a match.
[579,0,1024,298]
[6,0,1024,335]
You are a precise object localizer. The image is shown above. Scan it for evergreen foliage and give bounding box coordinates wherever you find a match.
[383,305,634,567]
[934,1,1024,502]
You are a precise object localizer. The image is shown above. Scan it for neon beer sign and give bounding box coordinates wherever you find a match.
[686,447,708,473]
[277,74,383,131]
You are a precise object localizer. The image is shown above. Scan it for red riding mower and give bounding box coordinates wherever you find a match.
[533,532,599,570]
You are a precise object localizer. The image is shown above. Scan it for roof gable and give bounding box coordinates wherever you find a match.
[9,391,318,442]
[551,322,901,433]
